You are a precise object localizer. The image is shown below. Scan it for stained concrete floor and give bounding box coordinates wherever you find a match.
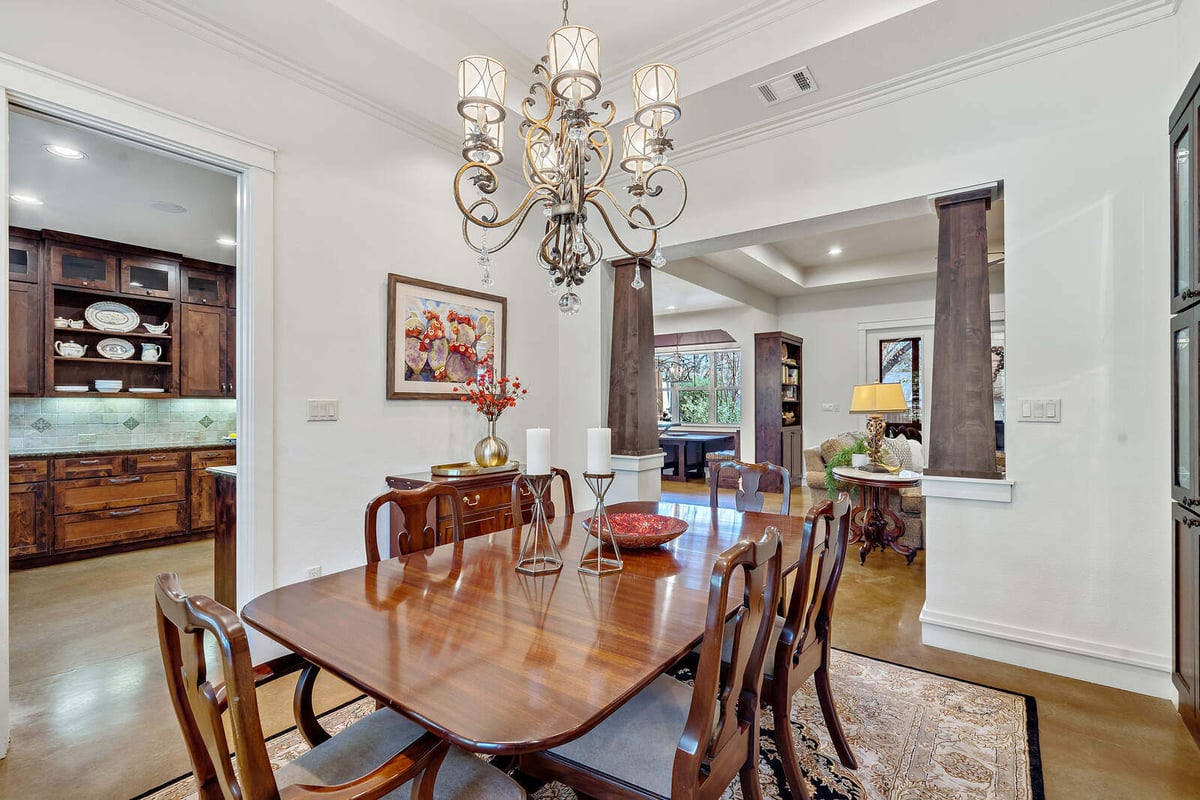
[2,484,1199,799]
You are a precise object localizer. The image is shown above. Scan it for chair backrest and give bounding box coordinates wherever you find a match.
[776,494,852,672]
[510,467,574,527]
[364,484,464,562]
[154,571,279,800]
[673,526,782,798]
[709,460,791,515]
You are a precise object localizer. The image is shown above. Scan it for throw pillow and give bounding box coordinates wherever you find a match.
[910,440,925,471]
[883,435,913,471]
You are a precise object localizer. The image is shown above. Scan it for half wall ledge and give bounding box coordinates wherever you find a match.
[921,474,1014,503]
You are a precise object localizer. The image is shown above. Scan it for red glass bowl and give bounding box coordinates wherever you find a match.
[581,512,689,549]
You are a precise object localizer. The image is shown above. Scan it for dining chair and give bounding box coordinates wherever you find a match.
[153,572,525,800]
[519,527,783,799]
[364,484,464,562]
[709,460,792,515]
[510,466,574,526]
[761,494,856,800]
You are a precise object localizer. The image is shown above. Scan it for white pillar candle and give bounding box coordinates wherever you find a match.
[526,428,551,475]
[587,427,612,474]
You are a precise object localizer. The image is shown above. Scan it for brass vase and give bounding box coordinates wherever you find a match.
[474,416,509,467]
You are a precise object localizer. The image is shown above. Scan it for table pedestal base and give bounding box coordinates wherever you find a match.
[849,484,917,565]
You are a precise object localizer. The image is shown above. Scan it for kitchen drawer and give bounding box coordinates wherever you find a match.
[53,455,125,480]
[10,458,48,484]
[53,502,186,553]
[191,448,235,470]
[54,471,186,515]
[133,451,188,473]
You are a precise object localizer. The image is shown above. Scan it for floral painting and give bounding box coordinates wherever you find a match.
[387,274,506,399]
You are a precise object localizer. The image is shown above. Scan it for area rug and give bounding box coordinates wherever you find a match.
[135,650,1043,800]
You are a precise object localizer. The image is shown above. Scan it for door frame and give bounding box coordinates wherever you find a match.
[0,51,277,757]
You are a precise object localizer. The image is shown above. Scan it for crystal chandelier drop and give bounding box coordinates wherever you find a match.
[454,0,687,315]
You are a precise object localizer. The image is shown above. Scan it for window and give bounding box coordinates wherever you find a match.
[656,347,741,425]
[879,337,921,421]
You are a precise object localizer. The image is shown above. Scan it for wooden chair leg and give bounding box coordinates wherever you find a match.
[738,747,764,800]
[771,695,811,800]
[814,665,857,769]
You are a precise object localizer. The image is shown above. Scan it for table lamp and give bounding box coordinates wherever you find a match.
[849,382,909,472]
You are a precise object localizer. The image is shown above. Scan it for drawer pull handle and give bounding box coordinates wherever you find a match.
[462,494,481,508]
[78,459,102,465]
[148,455,168,461]
[1186,517,1200,529]
[12,463,29,470]
[519,486,533,497]
[108,476,143,484]
[108,508,142,517]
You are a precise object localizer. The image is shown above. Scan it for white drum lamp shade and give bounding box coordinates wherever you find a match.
[457,55,507,125]
[547,25,601,101]
[632,63,681,129]
[620,124,652,173]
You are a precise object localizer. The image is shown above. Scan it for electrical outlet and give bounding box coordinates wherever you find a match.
[77,433,97,444]
[307,399,339,422]
[187,432,201,441]
[821,403,839,412]
[304,565,322,579]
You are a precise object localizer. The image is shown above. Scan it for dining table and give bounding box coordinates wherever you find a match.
[240,500,808,757]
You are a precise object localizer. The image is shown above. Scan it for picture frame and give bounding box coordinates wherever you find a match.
[386,273,507,400]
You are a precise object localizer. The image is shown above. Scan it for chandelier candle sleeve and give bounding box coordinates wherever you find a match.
[587,427,612,474]
[527,428,552,476]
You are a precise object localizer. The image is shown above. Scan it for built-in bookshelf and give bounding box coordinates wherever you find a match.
[754,331,803,489]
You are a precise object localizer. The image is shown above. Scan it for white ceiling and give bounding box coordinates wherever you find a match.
[7,110,237,264]
[652,269,742,316]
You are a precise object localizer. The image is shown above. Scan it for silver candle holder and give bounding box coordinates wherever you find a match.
[515,472,563,575]
[579,472,622,575]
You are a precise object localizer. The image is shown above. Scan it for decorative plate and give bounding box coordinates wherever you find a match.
[96,338,135,360]
[85,301,141,332]
[129,387,165,393]
[54,385,89,393]
[581,513,689,549]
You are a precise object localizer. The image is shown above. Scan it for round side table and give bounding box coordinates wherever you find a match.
[831,467,921,565]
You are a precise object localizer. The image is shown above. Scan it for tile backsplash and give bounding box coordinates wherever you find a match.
[9,398,236,453]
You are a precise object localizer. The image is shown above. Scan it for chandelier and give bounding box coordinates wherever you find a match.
[454,0,688,315]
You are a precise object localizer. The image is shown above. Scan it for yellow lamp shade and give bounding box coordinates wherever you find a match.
[849,382,908,414]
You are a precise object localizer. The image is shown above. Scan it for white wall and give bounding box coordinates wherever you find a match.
[649,15,1194,696]
[654,303,779,458]
[0,0,557,660]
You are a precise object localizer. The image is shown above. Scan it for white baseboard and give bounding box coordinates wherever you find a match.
[920,607,1175,699]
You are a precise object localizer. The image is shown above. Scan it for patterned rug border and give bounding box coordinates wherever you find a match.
[130,650,1046,800]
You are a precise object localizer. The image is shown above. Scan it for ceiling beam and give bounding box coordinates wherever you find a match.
[737,244,806,288]
[660,257,778,314]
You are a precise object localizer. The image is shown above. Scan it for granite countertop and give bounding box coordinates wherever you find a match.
[207,465,237,478]
[10,441,236,459]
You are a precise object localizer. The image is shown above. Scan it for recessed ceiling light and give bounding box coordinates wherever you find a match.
[44,144,86,160]
[10,194,44,205]
[216,237,237,246]
[149,200,188,214]
[828,246,843,256]
[665,305,678,311]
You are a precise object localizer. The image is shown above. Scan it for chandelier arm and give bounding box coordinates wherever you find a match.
[585,197,658,258]
[587,166,688,232]
[523,122,564,188]
[454,163,542,230]
[582,125,614,192]
[463,196,543,254]
[595,100,617,129]
[522,81,555,126]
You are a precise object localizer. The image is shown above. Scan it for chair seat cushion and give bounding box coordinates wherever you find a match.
[275,708,523,799]
[548,673,693,797]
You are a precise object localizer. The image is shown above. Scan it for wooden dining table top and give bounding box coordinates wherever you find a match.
[241,500,806,755]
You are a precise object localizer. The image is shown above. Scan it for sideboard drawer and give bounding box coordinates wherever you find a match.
[191,448,235,470]
[53,503,186,553]
[132,451,188,473]
[53,455,125,480]
[54,471,187,514]
[10,458,48,484]
[456,482,515,516]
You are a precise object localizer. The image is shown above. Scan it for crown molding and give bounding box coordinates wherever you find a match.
[674,0,1181,168]
[118,0,462,155]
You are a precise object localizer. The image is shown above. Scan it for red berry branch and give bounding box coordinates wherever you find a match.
[452,368,528,420]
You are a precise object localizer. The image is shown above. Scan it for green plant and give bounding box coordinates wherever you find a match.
[824,436,867,500]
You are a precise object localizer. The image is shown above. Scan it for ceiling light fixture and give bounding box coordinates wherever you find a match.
[149,201,188,214]
[828,246,843,256]
[664,305,678,311]
[216,237,237,246]
[10,194,44,205]
[44,144,87,160]
[454,0,687,315]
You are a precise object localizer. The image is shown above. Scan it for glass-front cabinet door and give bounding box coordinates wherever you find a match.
[49,244,118,291]
[8,234,40,284]
[1173,115,1197,313]
[120,256,178,300]
[1174,307,1199,506]
[181,266,227,306]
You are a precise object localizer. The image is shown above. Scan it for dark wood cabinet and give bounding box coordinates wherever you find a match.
[49,243,118,291]
[10,281,43,396]
[1171,60,1200,746]
[181,264,228,306]
[9,229,41,284]
[180,303,227,397]
[120,255,179,300]
[190,448,235,531]
[754,331,803,491]
[386,470,539,551]
[9,457,49,558]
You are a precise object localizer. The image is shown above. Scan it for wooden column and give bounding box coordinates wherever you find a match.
[608,258,659,455]
[927,188,999,478]
[212,469,237,609]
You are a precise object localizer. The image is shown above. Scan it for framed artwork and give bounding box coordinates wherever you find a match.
[386,274,507,400]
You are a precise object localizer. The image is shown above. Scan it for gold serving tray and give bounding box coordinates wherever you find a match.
[431,461,520,477]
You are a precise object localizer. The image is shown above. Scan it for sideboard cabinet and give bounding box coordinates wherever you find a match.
[385,470,540,554]
[1170,59,1200,747]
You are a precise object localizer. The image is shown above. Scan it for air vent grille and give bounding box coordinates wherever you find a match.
[752,66,818,107]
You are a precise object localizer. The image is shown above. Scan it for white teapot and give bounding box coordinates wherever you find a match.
[55,341,88,358]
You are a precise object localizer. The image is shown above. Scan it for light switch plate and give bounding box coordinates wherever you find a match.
[77,433,97,444]
[1017,398,1062,423]
[821,403,839,412]
[307,399,339,422]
